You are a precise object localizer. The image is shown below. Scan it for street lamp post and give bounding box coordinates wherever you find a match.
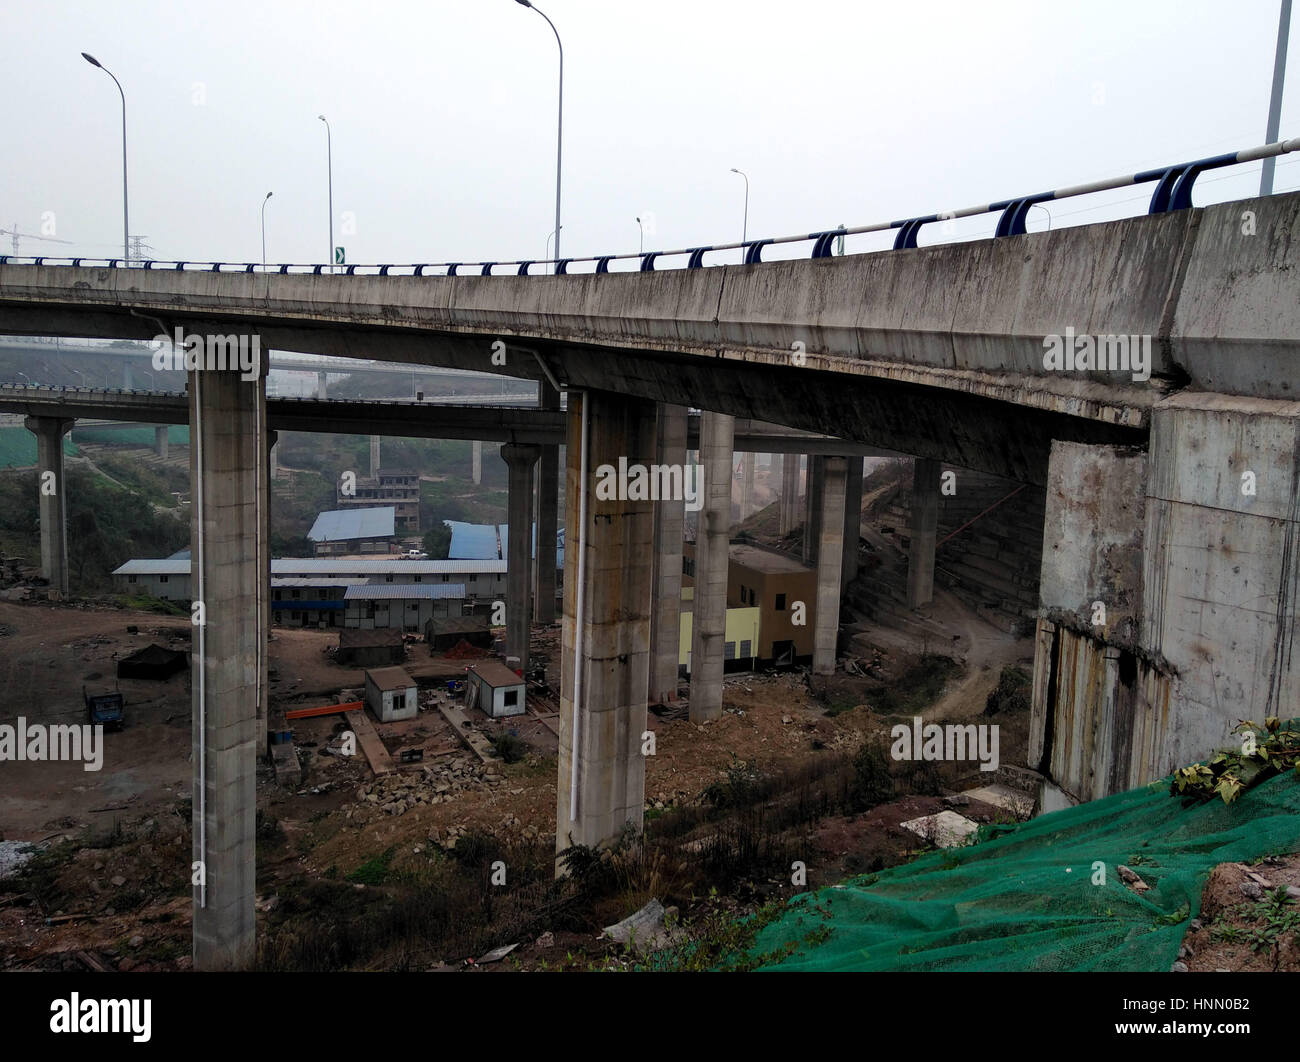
[261,192,273,266]
[68,368,86,388]
[81,52,129,264]
[516,1,563,274]
[1261,0,1293,196]
[636,216,644,254]
[318,115,333,271]
[730,167,749,263]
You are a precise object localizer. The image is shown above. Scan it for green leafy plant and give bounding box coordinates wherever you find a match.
[1169,718,1300,804]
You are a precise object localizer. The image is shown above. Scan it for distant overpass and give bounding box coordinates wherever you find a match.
[0,384,895,455]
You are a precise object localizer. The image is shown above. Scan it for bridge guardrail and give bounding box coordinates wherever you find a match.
[1,138,1295,277]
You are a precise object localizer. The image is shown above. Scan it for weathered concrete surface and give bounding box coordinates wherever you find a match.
[501,443,539,672]
[842,455,863,590]
[534,381,561,625]
[556,391,655,853]
[814,456,847,675]
[155,424,169,459]
[369,434,380,478]
[472,438,482,484]
[1032,394,1300,801]
[779,453,800,536]
[649,404,686,703]
[1037,440,1148,642]
[1143,392,1300,763]
[189,366,264,970]
[907,458,940,608]
[803,455,824,567]
[24,416,72,598]
[690,412,734,721]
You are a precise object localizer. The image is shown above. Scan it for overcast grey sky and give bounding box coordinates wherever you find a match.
[2,1,1296,268]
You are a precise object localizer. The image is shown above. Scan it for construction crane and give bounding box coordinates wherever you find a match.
[1,223,74,255]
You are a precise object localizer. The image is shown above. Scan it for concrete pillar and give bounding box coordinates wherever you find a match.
[502,443,539,672]
[649,404,687,703]
[841,455,863,591]
[188,361,265,970]
[534,380,561,624]
[689,412,734,722]
[153,425,168,459]
[907,457,941,609]
[814,457,847,675]
[472,439,483,485]
[24,417,73,599]
[369,435,380,479]
[741,454,755,520]
[262,429,276,744]
[269,437,278,480]
[124,362,133,390]
[316,371,327,400]
[779,453,800,536]
[803,455,825,567]
[556,390,655,854]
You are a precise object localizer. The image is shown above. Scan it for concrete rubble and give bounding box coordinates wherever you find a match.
[899,809,981,848]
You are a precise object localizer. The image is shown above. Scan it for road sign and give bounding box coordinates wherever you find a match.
[334,246,345,265]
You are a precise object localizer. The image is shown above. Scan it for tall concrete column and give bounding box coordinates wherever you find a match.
[779,452,800,536]
[189,362,265,970]
[741,454,755,520]
[369,435,380,478]
[502,443,539,672]
[649,404,687,703]
[535,380,561,624]
[154,425,169,459]
[316,371,327,400]
[124,362,133,390]
[907,457,940,609]
[24,416,73,599]
[262,428,277,747]
[803,455,825,567]
[814,456,847,675]
[269,437,278,480]
[472,439,483,484]
[689,412,734,722]
[841,455,863,591]
[556,390,656,853]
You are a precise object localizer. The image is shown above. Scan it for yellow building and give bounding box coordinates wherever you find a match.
[680,541,817,669]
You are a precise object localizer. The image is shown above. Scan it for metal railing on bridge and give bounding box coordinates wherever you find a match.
[1,137,1296,277]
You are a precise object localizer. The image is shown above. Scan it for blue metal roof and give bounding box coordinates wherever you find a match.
[343,584,467,601]
[308,507,395,542]
[445,520,501,560]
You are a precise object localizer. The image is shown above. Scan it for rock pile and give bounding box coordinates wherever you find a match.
[346,757,505,820]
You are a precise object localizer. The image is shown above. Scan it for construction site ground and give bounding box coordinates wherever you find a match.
[0,576,1047,972]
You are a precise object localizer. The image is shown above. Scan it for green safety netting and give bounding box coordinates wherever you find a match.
[745,760,1300,972]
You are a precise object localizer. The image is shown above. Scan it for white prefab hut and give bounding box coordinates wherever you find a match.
[465,661,526,718]
[364,667,418,722]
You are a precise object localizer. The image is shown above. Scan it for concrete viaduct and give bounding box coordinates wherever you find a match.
[2,187,1299,969]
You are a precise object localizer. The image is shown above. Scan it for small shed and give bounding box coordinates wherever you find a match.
[465,661,525,718]
[364,666,418,723]
[338,628,404,667]
[425,614,492,653]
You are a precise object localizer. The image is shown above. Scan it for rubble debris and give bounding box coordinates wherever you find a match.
[899,810,980,849]
[603,898,672,953]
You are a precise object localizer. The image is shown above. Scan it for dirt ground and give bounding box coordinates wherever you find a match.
[1,590,1035,971]
[1182,856,1300,973]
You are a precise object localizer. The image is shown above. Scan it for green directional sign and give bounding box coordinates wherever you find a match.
[334,246,345,265]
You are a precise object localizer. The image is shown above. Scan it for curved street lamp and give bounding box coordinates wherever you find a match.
[636,216,644,254]
[318,115,333,271]
[261,191,273,265]
[516,1,563,274]
[730,167,749,262]
[81,52,129,264]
